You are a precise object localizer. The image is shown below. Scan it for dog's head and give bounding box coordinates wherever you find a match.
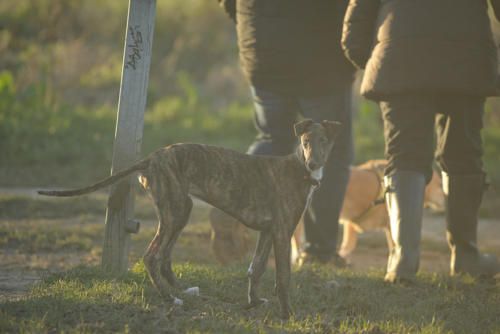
[294,119,342,175]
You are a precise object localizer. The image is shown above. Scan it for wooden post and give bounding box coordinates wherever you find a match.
[102,0,156,272]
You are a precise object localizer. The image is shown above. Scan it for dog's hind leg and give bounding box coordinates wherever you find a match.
[143,173,193,302]
[160,196,193,290]
[247,231,272,308]
[143,222,177,303]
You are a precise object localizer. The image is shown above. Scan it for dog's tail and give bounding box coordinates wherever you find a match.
[38,159,150,197]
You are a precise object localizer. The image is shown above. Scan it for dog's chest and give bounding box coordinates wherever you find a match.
[302,168,322,215]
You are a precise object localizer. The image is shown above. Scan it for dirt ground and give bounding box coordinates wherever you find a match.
[0,249,101,301]
[350,211,500,274]
[1,191,499,302]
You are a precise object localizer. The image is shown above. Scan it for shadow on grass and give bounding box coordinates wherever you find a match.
[0,193,159,221]
[292,265,500,333]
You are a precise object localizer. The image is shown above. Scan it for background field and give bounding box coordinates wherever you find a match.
[1,1,500,333]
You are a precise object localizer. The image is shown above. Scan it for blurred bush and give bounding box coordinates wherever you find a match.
[0,0,247,107]
[0,0,252,186]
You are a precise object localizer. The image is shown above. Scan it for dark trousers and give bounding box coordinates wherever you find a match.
[379,95,485,183]
[248,84,354,258]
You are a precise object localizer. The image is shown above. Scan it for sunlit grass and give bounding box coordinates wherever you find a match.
[1,194,499,333]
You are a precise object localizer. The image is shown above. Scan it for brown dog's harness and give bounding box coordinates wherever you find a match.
[351,165,385,224]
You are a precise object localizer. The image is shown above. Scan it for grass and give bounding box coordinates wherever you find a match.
[0,264,499,333]
[0,194,499,333]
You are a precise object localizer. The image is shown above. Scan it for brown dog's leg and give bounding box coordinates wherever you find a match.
[338,222,358,262]
[384,226,395,253]
[247,231,273,307]
[291,219,303,265]
[273,230,293,319]
[209,208,251,265]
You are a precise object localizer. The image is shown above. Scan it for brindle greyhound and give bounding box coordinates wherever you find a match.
[38,119,341,319]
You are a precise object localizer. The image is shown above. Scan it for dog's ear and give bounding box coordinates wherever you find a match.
[294,119,313,137]
[320,120,342,139]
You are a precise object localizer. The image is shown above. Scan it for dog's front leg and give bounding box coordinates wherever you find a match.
[247,231,272,307]
[338,222,358,262]
[384,226,395,253]
[273,230,293,319]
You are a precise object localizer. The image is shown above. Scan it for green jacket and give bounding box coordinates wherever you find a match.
[219,0,355,97]
[342,0,498,100]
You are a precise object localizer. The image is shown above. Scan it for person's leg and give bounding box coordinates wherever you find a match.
[382,96,436,183]
[298,85,353,265]
[379,95,435,282]
[435,96,500,278]
[246,86,299,155]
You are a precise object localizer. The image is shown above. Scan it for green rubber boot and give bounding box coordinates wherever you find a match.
[442,172,500,278]
[384,171,426,283]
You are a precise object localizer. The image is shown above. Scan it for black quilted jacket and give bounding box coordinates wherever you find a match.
[219,0,355,97]
[342,0,499,100]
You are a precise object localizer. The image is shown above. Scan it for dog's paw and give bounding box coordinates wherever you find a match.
[183,286,200,296]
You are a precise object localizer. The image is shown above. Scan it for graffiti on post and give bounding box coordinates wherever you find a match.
[125,25,143,70]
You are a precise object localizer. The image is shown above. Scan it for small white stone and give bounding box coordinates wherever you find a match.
[174,297,183,305]
[183,286,200,296]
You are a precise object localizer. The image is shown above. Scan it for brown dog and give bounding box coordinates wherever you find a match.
[38,119,341,319]
[292,160,445,264]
